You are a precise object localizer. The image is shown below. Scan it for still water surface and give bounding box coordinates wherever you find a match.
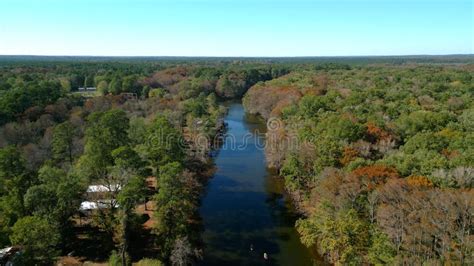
[199,103,316,265]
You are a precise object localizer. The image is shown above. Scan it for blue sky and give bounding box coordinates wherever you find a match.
[0,0,472,56]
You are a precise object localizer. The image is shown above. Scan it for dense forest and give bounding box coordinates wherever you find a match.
[0,58,289,265]
[244,64,473,264]
[0,56,472,265]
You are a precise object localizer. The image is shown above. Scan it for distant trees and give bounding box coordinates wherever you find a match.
[84,75,94,88]
[0,80,63,125]
[141,65,285,100]
[215,72,247,98]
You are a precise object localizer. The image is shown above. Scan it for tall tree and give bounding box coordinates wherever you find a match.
[52,121,77,166]
[0,146,32,221]
[78,109,129,180]
[139,116,185,172]
[153,162,195,257]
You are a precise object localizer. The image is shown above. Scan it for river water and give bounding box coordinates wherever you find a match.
[199,103,315,265]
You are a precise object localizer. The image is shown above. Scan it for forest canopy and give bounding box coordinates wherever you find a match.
[244,63,473,264]
[0,56,473,265]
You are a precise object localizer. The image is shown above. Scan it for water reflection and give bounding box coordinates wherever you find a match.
[199,103,317,266]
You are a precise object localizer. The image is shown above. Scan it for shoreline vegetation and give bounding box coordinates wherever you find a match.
[0,56,472,265]
[243,64,473,264]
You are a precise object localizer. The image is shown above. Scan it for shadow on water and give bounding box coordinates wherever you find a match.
[199,102,323,266]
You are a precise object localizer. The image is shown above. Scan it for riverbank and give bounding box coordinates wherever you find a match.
[198,102,316,265]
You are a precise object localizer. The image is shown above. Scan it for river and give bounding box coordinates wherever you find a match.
[199,102,316,265]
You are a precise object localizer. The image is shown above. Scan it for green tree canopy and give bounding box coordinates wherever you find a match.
[10,216,60,264]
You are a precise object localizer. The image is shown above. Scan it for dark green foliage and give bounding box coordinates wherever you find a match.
[10,216,60,264]
[79,109,130,180]
[52,121,77,165]
[139,116,185,171]
[0,146,32,223]
[0,80,63,124]
[153,162,197,257]
[182,96,209,117]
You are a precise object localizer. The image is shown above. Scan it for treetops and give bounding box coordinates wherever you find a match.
[243,64,473,264]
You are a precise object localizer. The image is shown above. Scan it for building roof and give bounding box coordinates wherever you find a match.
[79,200,118,211]
[77,87,96,91]
[86,184,121,193]
[0,247,19,261]
[0,247,13,259]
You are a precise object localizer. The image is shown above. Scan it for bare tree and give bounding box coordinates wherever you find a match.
[170,236,194,266]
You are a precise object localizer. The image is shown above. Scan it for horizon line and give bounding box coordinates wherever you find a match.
[1,53,473,58]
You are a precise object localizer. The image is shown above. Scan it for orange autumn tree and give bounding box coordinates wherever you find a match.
[406,175,433,188]
[351,165,399,190]
[340,147,359,166]
[366,122,391,143]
